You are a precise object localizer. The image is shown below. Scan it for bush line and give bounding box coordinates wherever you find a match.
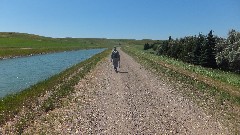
[122,46,240,104]
[122,46,240,133]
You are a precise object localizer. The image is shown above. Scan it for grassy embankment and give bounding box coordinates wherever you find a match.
[122,45,240,133]
[0,32,115,131]
[0,32,118,58]
[0,48,111,133]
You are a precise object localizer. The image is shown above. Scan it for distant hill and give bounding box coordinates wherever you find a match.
[0,32,49,40]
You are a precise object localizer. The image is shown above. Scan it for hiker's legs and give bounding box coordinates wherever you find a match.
[112,58,119,73]
[114,67,118,72]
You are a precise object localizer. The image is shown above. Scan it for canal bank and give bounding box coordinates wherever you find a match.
[0,49,110,130]
[0,48,105,97]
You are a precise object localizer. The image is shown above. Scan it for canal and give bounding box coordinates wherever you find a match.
[0,48,105,97]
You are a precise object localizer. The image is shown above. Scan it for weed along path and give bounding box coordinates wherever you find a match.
[22,49,228,134]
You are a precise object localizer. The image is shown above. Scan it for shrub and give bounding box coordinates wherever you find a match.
[144,43,150,50]
[216,43,240,72]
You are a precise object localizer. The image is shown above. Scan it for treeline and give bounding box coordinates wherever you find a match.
[144,29,240,73]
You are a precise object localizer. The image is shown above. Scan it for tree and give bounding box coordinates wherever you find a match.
[152,43,159,51]
[156,41,169,55]
[193,33,205,65]
[144,43,150,50]
[227,29,240,44]
[200,30,217,68]
[216,43,240,72]
[228,29,237,44]
[170,43,181,59]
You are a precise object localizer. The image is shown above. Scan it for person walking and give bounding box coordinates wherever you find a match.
[111,47,120,73]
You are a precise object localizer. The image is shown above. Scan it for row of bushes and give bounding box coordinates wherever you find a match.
[123,45,240,134]
[145,29,240,73]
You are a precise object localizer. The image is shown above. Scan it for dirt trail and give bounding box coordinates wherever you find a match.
[23,49,228,134]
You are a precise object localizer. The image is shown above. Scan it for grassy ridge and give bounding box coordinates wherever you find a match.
[0,32,114,132]
[122,46,240,103]
[151,52,240,89]
[122,45,240,133]
[126,45,240,89]
[0,32,117,130]
[0,48,111,129]
[0,32,118,58]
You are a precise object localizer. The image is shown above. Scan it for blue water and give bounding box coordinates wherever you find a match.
[0,48,105,98]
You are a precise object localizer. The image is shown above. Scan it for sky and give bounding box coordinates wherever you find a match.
[0,0,240,39]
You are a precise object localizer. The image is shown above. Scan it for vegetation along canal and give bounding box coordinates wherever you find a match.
[0,48,105,97]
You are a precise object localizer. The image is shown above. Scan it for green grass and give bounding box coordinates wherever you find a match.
[127,44,240,89]
[155,54,240,88]
[122,45,240,133]
[0,48,111,128]
[0,32,120,58]
[0,32,131,130]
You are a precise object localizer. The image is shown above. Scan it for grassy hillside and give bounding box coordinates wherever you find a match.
[0,32,119,58]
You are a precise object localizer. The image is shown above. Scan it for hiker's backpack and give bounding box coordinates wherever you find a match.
[112,50,120,58]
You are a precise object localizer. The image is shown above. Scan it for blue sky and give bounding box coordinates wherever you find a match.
[1,0,240,39]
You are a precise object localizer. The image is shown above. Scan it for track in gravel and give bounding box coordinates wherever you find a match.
[23,49,228,134]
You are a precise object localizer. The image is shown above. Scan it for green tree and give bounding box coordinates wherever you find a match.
[228,29,237,44]
[171,43,181,59]
[200,30,217,68]
[227,29,240,44]
[178,36,196,63]
[144,43,150,50]
[152,43,159,51]
[193,33,205,65]
[157,41,169,55]
[216,43,240,72]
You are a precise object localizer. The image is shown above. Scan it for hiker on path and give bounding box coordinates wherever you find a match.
[111,47,120,73]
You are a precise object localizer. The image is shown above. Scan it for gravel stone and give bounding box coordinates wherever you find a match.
[22,49,229,134]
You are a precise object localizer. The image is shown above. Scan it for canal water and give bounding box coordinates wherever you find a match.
[0,48,105,98]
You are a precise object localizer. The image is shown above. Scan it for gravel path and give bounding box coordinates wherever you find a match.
[23,49,228,134]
